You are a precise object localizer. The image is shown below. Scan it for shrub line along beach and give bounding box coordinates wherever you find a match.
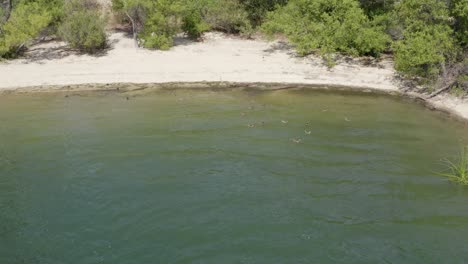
[0,0,467,121]
[1,31,467,122]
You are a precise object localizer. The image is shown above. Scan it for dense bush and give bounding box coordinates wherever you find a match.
[0,1,52,58]
[451,0,468,47]
[112,0,252,49]
[239,0,288,26]
[138,0,182,50]
[0,7,4,24]
[359,0,396,17]
[392,0,451,31]
[392,0,458,78]
[111,0,149,45]
[0,0,466,88]
[202,0,252,34]
[181,11,209,40]
[58,0,107,52]
[112,0,180,49]
[393,25,457,78]
[262,0,390,63]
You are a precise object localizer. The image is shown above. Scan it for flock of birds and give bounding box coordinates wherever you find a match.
[243,110,352,144]
[121,94,353,145]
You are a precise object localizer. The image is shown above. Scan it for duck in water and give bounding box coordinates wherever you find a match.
[291,138,302,144]
[305,130,311,135]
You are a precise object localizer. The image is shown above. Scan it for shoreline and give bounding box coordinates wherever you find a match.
[0,32,467,123]
[2,81,467,124]
[0,32,397,91]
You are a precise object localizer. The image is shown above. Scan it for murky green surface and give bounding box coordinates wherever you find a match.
[1,88,468,264]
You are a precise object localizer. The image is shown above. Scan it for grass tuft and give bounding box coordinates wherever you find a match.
[438,146,468,185]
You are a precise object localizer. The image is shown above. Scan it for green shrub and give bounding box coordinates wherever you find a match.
[262,0,390,58]
[0,6,4,24]
[113,0,254,49]
[181,9,209,39]
[58,0,107,53]
[392,0,458,78]
[0,2,52,58]
[113,0,182,50]
[112,0,151,46]
[451,0,468,47]
[393,0,452,30]
[140,32,173,50]
[239,0,288,26]
[393,25,457,78]
[359,0,396,17]
[138,0,181,50]
[202,0,252,34]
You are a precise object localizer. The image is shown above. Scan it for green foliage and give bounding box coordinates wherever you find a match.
[0,1,52,58]
[262,0,390,58]
[112,0,181,49]
[393,0,452,31]
[0,6,4,24]
[201,0,252,34]
[438,147,468,185]
[58,0,107,53]
[359,0,395,17]
[0,0,464,86]
[138,0,182,50]
[35,0,64,30]
[450,84,466,97]
[181,11,209,39]
[459,74,468,82]
[112,0,150,32]
[239,0,288,26]
[392,0,458,78]
[112,0,253,49]
[393,25,457,78]
[451,0,468,46]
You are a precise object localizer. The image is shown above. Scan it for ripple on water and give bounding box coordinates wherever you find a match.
[0,89,468,263]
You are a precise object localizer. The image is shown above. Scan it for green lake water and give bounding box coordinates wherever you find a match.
[1,88,468,263]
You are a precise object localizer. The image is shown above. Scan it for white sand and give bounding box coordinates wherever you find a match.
[0,32,467,121]
[0,32,397,90]
[429,94,468,122]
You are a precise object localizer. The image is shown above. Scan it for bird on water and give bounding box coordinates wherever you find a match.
[291,138,302,144]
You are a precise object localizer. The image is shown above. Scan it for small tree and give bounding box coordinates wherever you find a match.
[181,11,209,40]
[392,0,458,78]
[113,0,183,49]
[451,0,468,47]
[239,0,288,26]
[138,0,182,50]
[262,0,390,63]
[58,0,107,53]
[393,25,457,78]
[0,1,51,58]
[112,0,149,47]
[202,0,252,34]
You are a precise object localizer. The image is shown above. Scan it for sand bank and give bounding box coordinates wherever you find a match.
[0,32,467,121]
[0,32,397,90]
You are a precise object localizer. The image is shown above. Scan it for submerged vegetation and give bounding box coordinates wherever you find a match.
[439,146,468,185]
[0,0,467,92]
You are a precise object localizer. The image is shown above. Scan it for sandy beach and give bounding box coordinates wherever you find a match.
[0,32,398,90]
[0,32,467,121]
